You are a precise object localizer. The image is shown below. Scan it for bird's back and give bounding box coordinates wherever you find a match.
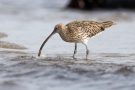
[66,20,113,38]
[58,20,114,43]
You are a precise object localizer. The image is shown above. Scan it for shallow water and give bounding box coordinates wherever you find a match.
[1,51,135,90]
[0,0,135,90]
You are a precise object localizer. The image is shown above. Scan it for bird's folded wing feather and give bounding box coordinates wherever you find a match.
[66,21,104,37]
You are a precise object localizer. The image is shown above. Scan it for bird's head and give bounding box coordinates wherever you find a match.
[54,23,65,33]
[38,23,65,57]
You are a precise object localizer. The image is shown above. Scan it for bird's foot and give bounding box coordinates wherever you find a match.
[72,55,77,60]
[85,56,88,60]
[85,50,89,60]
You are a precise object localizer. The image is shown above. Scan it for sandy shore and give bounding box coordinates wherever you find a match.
[0,32,8,39]
[0,32,27,50]
[0,50,135,90]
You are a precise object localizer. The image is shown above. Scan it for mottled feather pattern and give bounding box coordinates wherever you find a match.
[38,20,114,57]
[63,20,113,42]
[58,20,114,42]
[102,21,114,28]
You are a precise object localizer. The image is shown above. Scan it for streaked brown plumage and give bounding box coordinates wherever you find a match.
[38,20,114,59]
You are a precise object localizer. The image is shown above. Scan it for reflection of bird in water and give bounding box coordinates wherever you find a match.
[38,20,114,59]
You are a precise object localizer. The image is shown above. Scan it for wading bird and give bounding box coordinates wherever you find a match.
[38,20,114,59]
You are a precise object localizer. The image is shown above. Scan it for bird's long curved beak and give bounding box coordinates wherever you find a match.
[38,30,56,57]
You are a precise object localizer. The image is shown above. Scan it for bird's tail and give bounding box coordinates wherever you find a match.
[102,21,114,28]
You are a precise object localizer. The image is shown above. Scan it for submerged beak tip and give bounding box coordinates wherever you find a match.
[38,30,55,57]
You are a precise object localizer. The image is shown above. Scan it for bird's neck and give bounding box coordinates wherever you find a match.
[58,28,68,41]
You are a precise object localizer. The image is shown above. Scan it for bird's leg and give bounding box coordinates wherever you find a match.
[73,43,77,59]
[83,43,89,60]
[86,47,89,59]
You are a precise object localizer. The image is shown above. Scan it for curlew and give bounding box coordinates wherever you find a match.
[38,20,114,59]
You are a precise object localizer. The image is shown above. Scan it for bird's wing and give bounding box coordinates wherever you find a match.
[66,21,104,37]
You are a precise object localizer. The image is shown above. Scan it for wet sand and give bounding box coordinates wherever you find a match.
[0,32,8,39]
[0,41,27,50]
[0,32,27,50]
[0,51,135,90]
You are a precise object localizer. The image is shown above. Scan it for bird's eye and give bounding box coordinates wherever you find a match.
[54,27,57,31]
[55,27,57,30]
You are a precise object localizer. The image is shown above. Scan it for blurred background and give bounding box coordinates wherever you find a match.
[0,0,135,54]
[0,0,135,90]
[68,0,135,9]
